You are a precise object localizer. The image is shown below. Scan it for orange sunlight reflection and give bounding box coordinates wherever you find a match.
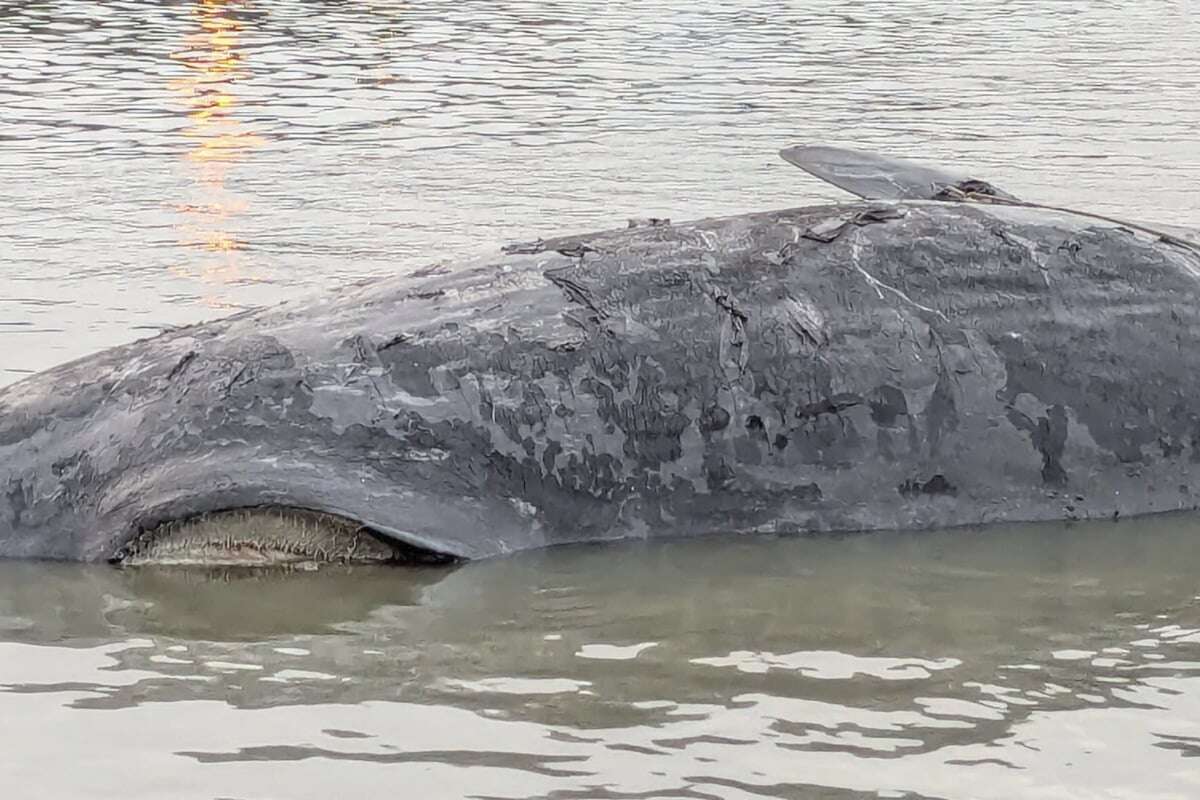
[169,0,264,298]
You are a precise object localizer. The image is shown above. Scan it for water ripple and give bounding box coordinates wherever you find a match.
[2,0,1199,382]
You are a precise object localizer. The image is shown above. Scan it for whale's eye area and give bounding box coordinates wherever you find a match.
[113,508,455,569]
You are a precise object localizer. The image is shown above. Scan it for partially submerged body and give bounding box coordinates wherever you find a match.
[2,149,1199,566]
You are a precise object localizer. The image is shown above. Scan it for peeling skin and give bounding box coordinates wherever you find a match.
[2,201,1200,563]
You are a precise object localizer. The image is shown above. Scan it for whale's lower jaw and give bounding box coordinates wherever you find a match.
[109,507,458,568]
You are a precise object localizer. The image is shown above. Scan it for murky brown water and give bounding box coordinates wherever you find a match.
[2,1,1200,797]
[2,520,1200,798]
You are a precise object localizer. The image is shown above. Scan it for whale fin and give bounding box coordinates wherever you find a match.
[780,145,1020,203]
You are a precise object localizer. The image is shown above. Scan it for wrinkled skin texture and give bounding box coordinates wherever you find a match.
[2,201,1200,562]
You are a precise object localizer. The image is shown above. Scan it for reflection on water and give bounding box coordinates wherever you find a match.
[1,518,1199,798]
[169,0,262,292]
[1,0,1199,382]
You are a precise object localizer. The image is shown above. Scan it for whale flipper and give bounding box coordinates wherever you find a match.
[780,145,1020,203]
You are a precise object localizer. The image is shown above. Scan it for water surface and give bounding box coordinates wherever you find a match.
[2,0,1198,382]
[2,2,1200,797]
[2,519,1200,798]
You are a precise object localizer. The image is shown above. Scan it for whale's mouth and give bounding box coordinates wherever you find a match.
[110,507,459,569]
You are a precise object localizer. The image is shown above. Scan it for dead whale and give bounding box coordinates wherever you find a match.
[1,146,1198,566]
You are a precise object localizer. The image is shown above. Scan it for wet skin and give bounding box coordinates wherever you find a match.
[2,199,1200,565]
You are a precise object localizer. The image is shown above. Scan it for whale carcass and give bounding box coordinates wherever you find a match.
[1,147,1199,566]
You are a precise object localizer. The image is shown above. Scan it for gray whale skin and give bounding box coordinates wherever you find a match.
[3,147,1200,563]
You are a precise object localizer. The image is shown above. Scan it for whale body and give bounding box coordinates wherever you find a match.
[2,149,1200,564]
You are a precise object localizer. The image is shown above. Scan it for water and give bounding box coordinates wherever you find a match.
[2,1,1200,797]
[3,520,1200,798]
